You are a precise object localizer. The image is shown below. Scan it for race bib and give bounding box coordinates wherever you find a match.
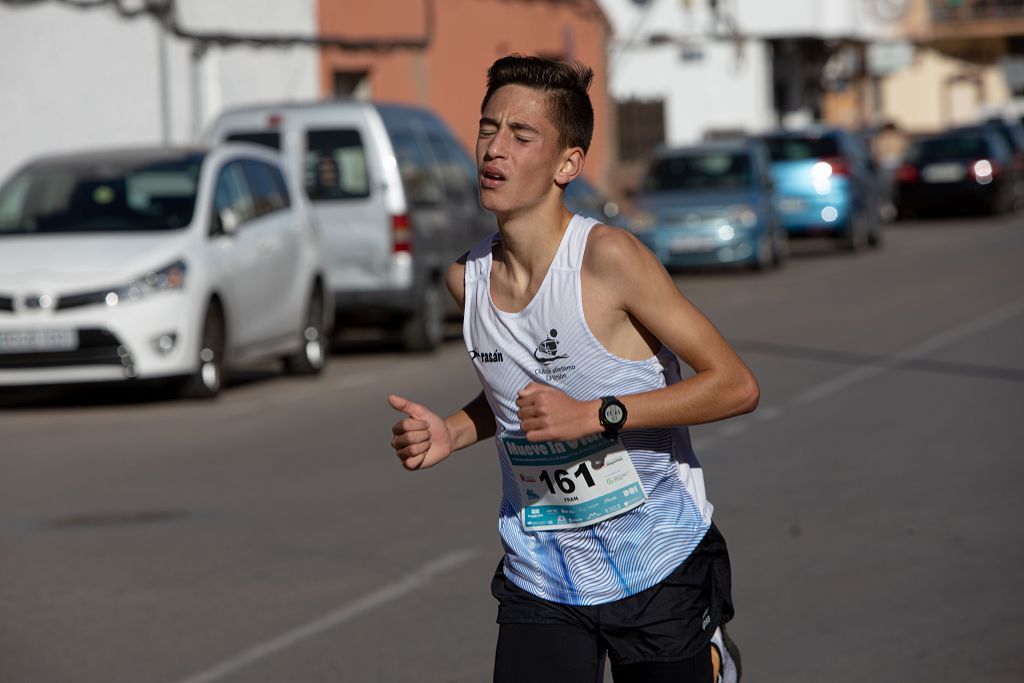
[501,433,647,531]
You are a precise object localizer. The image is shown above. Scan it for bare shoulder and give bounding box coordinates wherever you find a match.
[583,223,664,280]
[445,253,469,312]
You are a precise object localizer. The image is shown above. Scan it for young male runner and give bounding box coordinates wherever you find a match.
[388,55,756,683]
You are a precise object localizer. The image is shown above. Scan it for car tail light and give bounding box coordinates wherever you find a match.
[822,156,851,176]
[392,214,412,253]
[968,159,997,185]
[896,164,919,183]
[266,114,283,128]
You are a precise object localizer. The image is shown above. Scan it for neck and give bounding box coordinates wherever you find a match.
[494,198,574,280]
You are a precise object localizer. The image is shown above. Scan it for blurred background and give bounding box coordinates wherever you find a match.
[1,1,1022,682]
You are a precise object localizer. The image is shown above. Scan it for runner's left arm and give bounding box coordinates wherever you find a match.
[517,227,759,442]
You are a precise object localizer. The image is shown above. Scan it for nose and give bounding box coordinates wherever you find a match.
[484,129,509,160]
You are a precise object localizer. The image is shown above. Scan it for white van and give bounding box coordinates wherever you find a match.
[206,101,495,351]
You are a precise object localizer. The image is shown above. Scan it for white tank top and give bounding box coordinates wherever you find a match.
[462,214,714,606]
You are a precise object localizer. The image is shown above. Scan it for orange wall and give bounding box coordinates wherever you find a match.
[318,0,613,189]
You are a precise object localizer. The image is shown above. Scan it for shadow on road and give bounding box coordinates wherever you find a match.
[0,328,465,410]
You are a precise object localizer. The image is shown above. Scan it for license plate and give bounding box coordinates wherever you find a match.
[0,329,79,353]
[921,163,966,183]
[670,235,718,252]
[777,197,806,214]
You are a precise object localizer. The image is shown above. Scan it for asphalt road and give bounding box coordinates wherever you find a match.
[2,213,1023,683]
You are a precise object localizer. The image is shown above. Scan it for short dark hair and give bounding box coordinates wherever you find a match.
[481,54,594,154]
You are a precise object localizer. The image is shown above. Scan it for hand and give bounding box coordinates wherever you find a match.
[388,394,455,470]
[516,382,600,443]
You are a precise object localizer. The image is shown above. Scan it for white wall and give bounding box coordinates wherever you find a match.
[733,0,904,40]
[0,0,318,183]
[599,0,774,145]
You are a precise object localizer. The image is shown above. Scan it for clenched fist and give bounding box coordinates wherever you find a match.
[515,382,600,442]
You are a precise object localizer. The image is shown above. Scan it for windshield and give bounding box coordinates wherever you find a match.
[907,134,991,162]
[0,156,202,235]
[764,136,840,161]
[644,152,753,192]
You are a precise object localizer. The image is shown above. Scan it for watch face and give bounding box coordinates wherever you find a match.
[604,403,625,425]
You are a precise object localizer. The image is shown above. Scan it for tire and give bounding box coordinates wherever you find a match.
[772,229,789,266]
[749,233,774,271]
[178,303,226,400]
[400,279,444,352]
[284,286,328,375]
[867,222,883,248]
[840,214,869,252]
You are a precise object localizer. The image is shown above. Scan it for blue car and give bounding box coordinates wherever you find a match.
[630,139,787,270]
[763,128,882,250]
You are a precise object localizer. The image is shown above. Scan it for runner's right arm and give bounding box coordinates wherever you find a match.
[387,256,495,470]
[388,392,495,470]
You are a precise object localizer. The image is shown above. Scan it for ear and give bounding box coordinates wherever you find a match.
[555,148,586,185]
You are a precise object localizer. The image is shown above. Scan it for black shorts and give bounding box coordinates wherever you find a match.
[491,523,733,680]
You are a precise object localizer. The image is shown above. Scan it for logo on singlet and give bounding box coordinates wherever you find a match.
[533,329,569,365]
[469,347,504,363]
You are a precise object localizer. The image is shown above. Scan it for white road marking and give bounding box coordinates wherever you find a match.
[170,548,478,683]
[695,295,1024,452]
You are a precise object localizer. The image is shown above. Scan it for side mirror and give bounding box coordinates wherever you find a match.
[219,207,241,235]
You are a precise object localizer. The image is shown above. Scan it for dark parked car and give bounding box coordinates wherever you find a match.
[894,126,1019,217]
[630,139,787,270]
[982,117,1024,207]
[764,127,882,250]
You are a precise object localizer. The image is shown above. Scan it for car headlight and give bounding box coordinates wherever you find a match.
[728,205,758,228]
[630,212,655,233]
[105,260,187,306]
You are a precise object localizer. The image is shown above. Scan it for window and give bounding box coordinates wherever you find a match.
[225,131,281,151]
[242,160,289,216]
[644,153,754,192]
[764,136,840,161]
[333,70,371,100]
[425,131,477,202]
[388,127,443,205]
[0,157,201,234]
[617,99,666,162]
[211,162,255,234]
[304,129,370,201]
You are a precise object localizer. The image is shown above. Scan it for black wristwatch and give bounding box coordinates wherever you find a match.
[598,396,628,440]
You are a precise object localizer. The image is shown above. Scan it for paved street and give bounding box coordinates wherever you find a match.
[2,213,1023,683]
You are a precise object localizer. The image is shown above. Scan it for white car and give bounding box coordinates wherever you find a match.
[0,145,333,398]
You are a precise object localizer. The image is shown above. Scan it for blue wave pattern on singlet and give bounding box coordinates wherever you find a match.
[463,215,714,606]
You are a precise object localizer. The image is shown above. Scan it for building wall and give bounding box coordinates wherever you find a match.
[734,0,902,40]
[881,48,1013,132]
[0,1,319,182]
[318,0,613,188]
[597,0,773,147]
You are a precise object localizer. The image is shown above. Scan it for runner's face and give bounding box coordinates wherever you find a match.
[477,84,569,218]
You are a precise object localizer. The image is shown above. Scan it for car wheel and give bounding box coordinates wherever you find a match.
[750,233,774,271]
[284,285,328,375]
[867,222,883,248]
[400,279,444,352]
[772,229,789,266]
[178,303,225,399]
[840,214,869,252]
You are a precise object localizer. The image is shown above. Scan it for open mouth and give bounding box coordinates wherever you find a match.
[480,167,506,189]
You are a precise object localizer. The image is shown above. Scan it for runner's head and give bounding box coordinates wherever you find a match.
[481,55,594,155]
[477,55,593,218]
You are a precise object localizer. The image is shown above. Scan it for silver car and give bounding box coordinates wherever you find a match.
[206,101,496,351]
[0,145,332,397]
